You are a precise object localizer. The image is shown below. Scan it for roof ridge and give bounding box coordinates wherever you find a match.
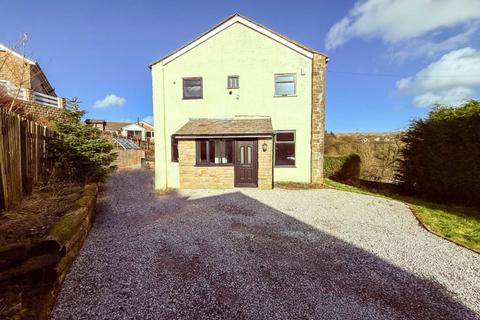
[148,14,327,68]
[0,43,36,65]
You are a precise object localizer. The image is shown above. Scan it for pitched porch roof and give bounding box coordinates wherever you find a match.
[174,117,273,138]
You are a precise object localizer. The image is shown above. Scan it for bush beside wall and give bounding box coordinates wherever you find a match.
[397,100,480,208]
[324,154,361,183]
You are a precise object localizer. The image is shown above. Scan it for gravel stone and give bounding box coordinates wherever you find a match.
[52,170,480,319]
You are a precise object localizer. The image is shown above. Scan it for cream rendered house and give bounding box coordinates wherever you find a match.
[150,14,328,189]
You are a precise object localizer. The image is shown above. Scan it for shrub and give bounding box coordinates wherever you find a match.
[397,100,480,208]
[324,154,361,183]
[48,99,117,184]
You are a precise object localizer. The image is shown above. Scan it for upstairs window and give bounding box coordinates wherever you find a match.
[183,77,203,99]
[274,74,296,97]
[196,139,233,165]
[275,131,295,166]
[227,75,239,89]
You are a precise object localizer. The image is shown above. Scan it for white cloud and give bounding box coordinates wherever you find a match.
[142,115,153,125]
[325,0,480,53]
[392,26,477,61]
[413,87,474,107]
[396,47,480,107]
[92,94,126,109]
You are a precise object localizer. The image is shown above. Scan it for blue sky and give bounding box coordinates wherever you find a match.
[1,0,479,132]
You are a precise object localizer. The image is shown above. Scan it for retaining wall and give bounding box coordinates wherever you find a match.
[0,183,99,319]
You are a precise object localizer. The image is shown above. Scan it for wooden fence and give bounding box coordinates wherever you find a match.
[0,109,54,210]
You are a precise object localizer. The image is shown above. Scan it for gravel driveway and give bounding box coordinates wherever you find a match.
[52,170,480,319]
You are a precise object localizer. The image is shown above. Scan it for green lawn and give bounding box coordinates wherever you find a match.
[324,179,480,253]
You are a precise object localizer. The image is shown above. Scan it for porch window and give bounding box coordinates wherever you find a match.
[274,74,296,96]
[275,131,295,166]
[196,139,233,165]
[183,77,203,99]
[171,137,179,162]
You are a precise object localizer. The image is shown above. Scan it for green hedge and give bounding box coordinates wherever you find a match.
[324,154,361,183]
[397,100,480,208]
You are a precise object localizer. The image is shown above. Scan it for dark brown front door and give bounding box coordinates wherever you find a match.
[234,140,258,187]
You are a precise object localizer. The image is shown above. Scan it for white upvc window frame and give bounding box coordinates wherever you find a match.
[274,73,296,97]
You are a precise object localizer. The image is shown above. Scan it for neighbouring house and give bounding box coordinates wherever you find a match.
[85,119,154,142]
[84,119,106,131]
[0,43,55,96]
[150,14,328,189]
[139,120,155,141]
[0,43,71,122]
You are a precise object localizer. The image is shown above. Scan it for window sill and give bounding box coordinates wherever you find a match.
[275,165,296,168]
[182,97,203,100]
[274,95,297,98]
[195,164,234,167]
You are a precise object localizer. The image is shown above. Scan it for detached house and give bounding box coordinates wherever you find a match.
[0,43,72,123]
[150,14,328,189]
[0,43,56,97]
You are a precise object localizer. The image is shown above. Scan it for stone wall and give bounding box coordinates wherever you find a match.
[114,149,146,169]
[17,100,65,126]
[1,98,65,127]
[258,138,273,189]
[178,140,234,189]
[0,183,99,320]
[310,53,327,184]
[178,139,274,189]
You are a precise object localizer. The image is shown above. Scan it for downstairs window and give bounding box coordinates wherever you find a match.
[196,139,233,165]
[275,131,295,166]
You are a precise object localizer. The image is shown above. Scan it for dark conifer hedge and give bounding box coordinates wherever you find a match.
[397,100,480,208]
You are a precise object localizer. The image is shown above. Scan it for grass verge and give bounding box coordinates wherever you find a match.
[324,179,480,254]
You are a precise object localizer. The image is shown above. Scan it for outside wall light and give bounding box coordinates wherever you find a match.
[262,143,268,152]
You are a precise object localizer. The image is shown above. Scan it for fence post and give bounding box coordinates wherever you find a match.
[0,109,6,210]
[20,119,30,195]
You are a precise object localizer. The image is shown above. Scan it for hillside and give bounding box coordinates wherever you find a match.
[325,131,403,182]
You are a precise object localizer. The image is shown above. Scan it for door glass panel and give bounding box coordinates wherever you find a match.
[247,146,252,164]
[240,146,245,164]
